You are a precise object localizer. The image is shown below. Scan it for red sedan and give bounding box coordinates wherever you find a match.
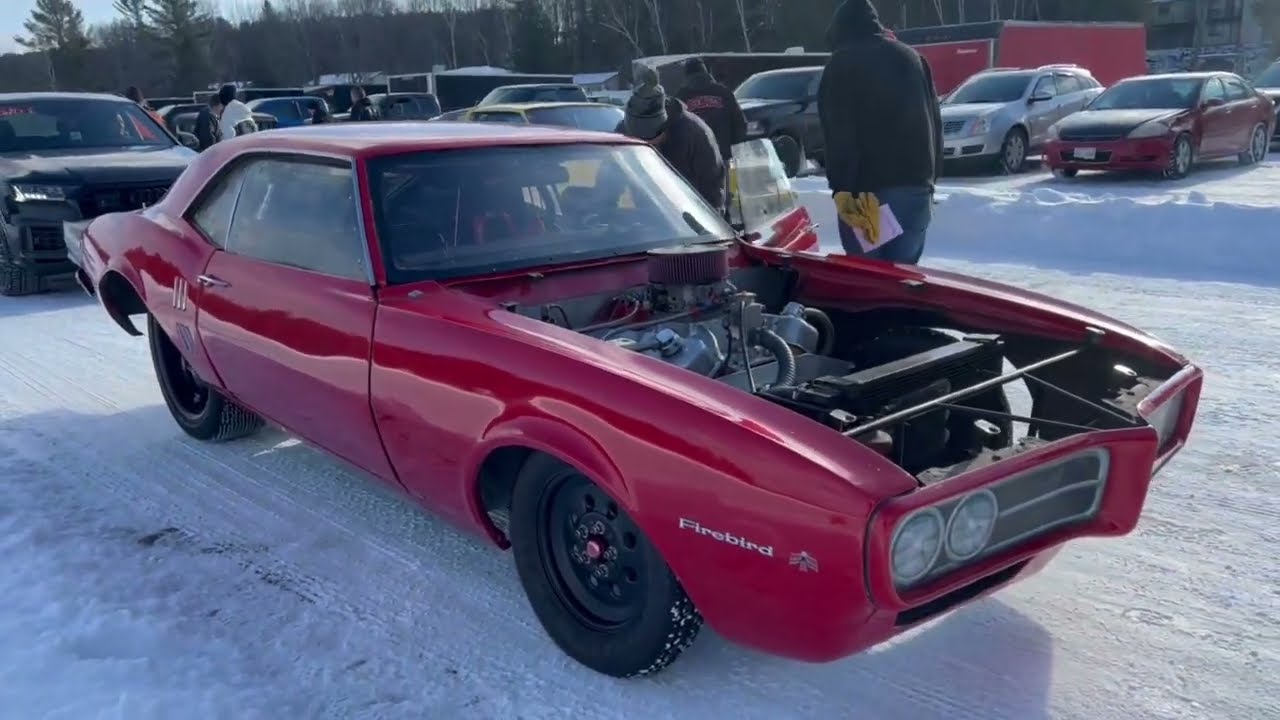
[1045,71,1275,179]
[70,123,1200,677]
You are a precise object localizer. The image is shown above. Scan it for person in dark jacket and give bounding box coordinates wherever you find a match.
[617,68,725,212]
[348,87,378,122]
[818,0,943,264]
[193,93,222,151]
[310,101,330,124]
[675,59,747,169]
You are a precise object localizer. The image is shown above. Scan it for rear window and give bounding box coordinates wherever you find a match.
[481,86,587,105]
[735,71,819,101]
[254,99,302,121]
[525,106,624,132]
[470,111,526,124]
[0,98,172,152]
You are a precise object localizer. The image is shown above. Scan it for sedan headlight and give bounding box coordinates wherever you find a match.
[1046,122,1061,141]
[968,114,991,136]
[945,490,998,561]
[890,507,944,585]
[10,184,68,202]
[745,120,764,135]
[1128,120,1171,139]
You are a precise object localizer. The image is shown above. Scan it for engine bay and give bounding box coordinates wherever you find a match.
[499,243,1174,482]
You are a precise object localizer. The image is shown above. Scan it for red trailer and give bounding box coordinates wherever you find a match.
[895,20,1148,94]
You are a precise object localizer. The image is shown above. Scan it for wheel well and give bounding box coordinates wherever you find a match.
[476,445,536,544]
[1007,123,1028,139]
[98,271,145,336]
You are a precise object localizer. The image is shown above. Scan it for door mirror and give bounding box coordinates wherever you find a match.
[1201,97,1226,108]
[177,131,200,150]
[1028,92,1053,104]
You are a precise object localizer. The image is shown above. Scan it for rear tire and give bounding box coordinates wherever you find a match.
[509,453,702,677]
[148,313,263,442]
[772,133,803,177]
[1239,123,1268,165]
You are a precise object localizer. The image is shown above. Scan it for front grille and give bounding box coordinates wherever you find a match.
[942,119,967,135]
[900,447,1108,589]
[1059,129,1125,142]
[78,183,170,217]
[27,225,64,252]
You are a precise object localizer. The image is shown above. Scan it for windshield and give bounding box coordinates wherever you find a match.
[367,143,733,282]
[526,105,624,132]
[943,72,1035,104]
[480,86,587,105]
[735,71,818,101]
[1087,78,1203,110]
[0,98,173,152]
[1255,62,1280,88]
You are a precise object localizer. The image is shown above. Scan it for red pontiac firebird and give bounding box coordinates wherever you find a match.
[70,122,1202,678]
[1045,71,1275,179]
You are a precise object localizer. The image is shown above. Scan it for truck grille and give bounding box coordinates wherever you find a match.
[78,184,170,217]
[1059,129,1125,142]
[942,119,966,135]
[27,225,64,252]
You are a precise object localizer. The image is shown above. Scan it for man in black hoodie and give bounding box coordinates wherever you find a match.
[818,0,943,264]
[618,68,726,212]
[676,59,747,170]
[348,86,378,122]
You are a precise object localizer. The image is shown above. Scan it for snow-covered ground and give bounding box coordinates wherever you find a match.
[2,159,1278,719]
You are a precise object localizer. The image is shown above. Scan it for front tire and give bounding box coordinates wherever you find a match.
[997,127,1027,174]
[148,314,263,442]
[1164,133,1194,179]
[771,133,803,177]
[509,453,703,677]
[0,234,43,297]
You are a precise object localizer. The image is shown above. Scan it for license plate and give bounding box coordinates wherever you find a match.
[1073,147,1097,160]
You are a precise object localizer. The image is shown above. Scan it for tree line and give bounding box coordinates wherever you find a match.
[1,0,1209,97]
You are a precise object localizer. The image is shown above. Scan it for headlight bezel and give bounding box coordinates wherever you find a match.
[968,114,991,136]
[944,489,999,561]
[889,506,945,587]
[10,183,69,202]
[1127,120,1172,139]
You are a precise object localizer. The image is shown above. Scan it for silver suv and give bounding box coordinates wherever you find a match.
[940,64,1104,173]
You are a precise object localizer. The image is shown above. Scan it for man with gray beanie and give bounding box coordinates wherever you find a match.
[617,66,726,212]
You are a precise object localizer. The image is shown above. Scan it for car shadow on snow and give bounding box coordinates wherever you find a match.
[13,401,1059,717]
[1020,157,1260,194]
[0,282,94,319]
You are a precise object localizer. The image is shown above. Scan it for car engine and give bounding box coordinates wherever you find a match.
[508,243,1016,473]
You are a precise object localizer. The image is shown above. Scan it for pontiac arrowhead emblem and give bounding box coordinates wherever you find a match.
[789,551,818,572]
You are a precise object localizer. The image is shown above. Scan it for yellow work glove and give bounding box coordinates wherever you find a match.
[834,191,881,245]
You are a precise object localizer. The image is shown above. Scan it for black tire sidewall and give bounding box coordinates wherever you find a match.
[1000,128,1026,174]
[1167,134,1193,178]
[509,453,696,677]
[147,314,227,440]
[772,134,802,177]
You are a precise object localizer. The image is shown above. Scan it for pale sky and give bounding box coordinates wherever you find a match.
[2,0,235,53]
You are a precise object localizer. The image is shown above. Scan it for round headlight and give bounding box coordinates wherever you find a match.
[946,490,999,561]
[890,508,944,585]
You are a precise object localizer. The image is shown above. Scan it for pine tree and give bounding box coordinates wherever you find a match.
[15,0,92,89]
[145,0,212,93]
[113,0,150,30]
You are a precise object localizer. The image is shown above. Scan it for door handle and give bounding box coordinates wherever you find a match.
[196,274,230,288]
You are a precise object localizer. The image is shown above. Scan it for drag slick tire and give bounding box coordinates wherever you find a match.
[148,314,263,442]
[509,453,703,677]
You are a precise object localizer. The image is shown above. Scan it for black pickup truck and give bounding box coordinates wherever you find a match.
[0,92,196,295]
[734,67,826,177]
[1254,60,1280,149]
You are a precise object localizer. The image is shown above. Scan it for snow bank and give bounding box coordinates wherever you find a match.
[794,161,1280,287]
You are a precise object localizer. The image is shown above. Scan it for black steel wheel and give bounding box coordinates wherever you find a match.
[509,453,703,677]
[148,313,263,442]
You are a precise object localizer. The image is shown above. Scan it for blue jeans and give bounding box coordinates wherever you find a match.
[837,185,932,264]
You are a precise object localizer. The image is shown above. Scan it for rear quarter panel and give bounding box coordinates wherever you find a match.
[369,285,916,658]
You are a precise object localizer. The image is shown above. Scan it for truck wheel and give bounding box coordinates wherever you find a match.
[509,453,703,677]
[997,127,1027,174]
[771,133,803,177]
[0,233,43,296]
[148,313,263,442]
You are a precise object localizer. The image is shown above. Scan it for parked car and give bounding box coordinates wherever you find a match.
[476,83,587,106]
[1044,71,1275,179]
[169,109,279,136]
[0,92,196,295]
[430,107,472,121]
[734,66,824,178]
[246,96,329,127]
[69,122,1201,678]
[939,64,1103,174]
[464,102,624,132]
[1252,59,1280,149]
[368,92,442,120]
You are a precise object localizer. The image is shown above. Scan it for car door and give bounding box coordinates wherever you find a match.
[1197,78,1231,156]
[1221,76,1260,149]
[1025,74,1059,146]
[192,154,396,480]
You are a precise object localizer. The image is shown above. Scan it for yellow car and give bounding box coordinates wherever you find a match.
[463,101,625,133]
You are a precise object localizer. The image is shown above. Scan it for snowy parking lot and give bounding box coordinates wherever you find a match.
[2,159,1278,719]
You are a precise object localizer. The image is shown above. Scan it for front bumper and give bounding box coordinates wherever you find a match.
[942,131,1002,160]
[2,215,80,278]
[1044,136,1174,172]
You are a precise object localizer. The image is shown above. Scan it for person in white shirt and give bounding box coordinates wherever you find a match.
[216,84,257,139]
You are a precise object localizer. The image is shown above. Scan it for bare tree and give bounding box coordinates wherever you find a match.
[599,0,643,55]
[733,0,751,51]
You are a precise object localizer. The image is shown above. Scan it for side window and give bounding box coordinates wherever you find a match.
[189,164,253,248]
[1054,74,1082,94]
[225,158,367,281]
[1202,78,1227,102]
[1222,77,1252,101]
[1032,75,1056,98]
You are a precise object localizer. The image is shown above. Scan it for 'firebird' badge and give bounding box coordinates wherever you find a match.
[789,551,819,573]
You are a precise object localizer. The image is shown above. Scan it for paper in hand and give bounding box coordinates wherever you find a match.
[850,203,904,253]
